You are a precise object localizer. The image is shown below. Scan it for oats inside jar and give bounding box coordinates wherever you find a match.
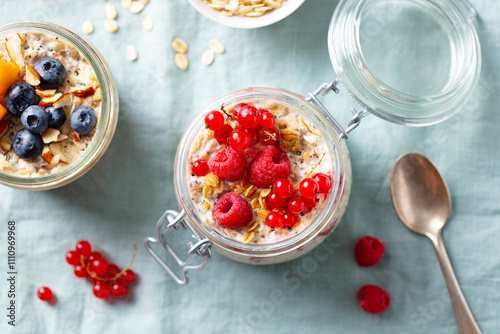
[0,32,102,177]
[187,100,334,244]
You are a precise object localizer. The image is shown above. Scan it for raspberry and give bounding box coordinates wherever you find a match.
[242,146,260,164]
[357,285,390,314]
[213,192,253,228]
[354,236,385,267]
[209,146,247,181]
[248,145,291,188]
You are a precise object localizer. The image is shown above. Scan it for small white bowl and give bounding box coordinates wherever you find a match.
[187,0,305,29]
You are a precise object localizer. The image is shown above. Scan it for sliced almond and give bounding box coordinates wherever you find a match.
[209,39,225,54]
[139,0,150,4]
[105,3,118,19]
[53,134,68,143]
[0,159,13,170]
[42,128,60,144]
[41,146,53,164]
[126,44,138,62]
[25,64,41,86]
[128,1,145,13]
[69,85,95,97]
[50,154,61,167]
[5,34,23,67]
[142,16,153,31]
[172,38,188,53]
[39,93,63,107]
[121,0,132,8]
[36,89,57,97]
[49,142,68,163]
[53,93,73,108]
[174,53,188,71]
[82,20,94,35]
[201,49,215,66]
[0,136,12,151]
[92,88,102,101]
[104,18,118,33]
[72,131,81,143]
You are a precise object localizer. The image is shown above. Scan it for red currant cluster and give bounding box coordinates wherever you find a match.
[65,240,137,300]
[205,103,277,151]
[265,173,332,229]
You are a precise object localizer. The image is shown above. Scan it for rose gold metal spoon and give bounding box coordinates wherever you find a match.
[390,153,481,334]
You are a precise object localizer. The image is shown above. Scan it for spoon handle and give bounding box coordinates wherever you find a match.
[429,232,482,334]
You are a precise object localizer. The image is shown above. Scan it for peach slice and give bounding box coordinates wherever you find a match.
[0,104,7,122]
[0,119,9,138]
[0,60,19,96]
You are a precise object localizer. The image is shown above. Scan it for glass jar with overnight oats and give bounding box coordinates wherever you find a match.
[146,0,481,285]
[0,22,119,190]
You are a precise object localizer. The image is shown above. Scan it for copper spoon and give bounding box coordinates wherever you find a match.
[390,153,481,334]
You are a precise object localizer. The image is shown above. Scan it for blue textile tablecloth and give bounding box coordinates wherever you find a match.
[1,0,499,333]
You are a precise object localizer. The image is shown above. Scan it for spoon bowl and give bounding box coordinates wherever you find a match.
[390,153,451,236]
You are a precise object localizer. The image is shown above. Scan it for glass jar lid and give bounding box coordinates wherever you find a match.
[328,0,481,126]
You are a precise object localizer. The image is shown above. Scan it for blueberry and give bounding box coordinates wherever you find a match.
[34,57,66,89]
[13,129,43,160]
[20,105,49,134]
[70,106,97,134]
[45,105,67,129]
[4,82,40,118]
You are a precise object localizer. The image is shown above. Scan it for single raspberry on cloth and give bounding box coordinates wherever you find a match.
[357,285,390,314]
[209,146,247,181]
[248,145,291,188]
[354,236,385,267]
[213,192,253,228]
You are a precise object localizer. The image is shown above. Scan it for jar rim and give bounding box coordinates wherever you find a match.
[173,87,349,257]
[0,21,119,190]
[328,0,482,126]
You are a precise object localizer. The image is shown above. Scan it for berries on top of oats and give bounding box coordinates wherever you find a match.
[213,192,253,228]
[258,110,275,129]
[258,127,279,146]
[34,57,67,89]
[70,105,97,134]
[266,211,284,228]
[237,105,259,128]
[214,124,233,144]
[312,173,332,194]
[4,82,40,118]
[13,129,43,160]
[20,105,49,134]
[205,110,224,131]
[229,128,251,151]
[191,159,210,177]
[209,145,247,181]
[248,145,291,188]
[45,105,67,129]
[299,178,320,199]
[231,103,248,117]
[273,178,294,199]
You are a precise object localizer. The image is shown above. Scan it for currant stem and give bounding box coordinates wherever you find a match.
[83,244,138,282]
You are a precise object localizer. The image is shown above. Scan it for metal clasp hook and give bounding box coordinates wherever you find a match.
[145,209,212,285]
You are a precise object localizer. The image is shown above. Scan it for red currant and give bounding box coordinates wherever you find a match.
[258,127,279,145]
[232,103,248,117]
[191,159,209,176]
[303,196,317,208]
[37,287,53,302]
[214,124,233,144]
[66,250,80,266]
[312,173,332,193]
[287,196,305,214]
[93,282,111,299]
[107,264,121,279]
[75,240,91,257]
[74,264,88,278]
[258,110,275,128]
[87,251,101,263]
[273,178,294,199]
[299,178,319,199]
[237,105,259,128]
[205,110,224,131]
[110,282,128,298]
[246,127,259,146]
[121,269,136,283]
[229,129,251,151]
[266,211,284,228]
[266,192,285,210]
[91,258,109,276]
[282,211,298,227]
